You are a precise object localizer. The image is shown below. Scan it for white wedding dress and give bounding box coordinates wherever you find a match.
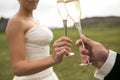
[13,25,59,80]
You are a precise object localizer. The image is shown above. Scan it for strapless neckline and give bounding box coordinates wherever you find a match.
[25,25,40,36]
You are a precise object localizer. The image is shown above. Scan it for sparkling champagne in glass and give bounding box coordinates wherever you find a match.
[65,0,91,66]
[57,0,74,56]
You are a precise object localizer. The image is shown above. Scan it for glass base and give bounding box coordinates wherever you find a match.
[68,52,75,56]
[79,63,92,66]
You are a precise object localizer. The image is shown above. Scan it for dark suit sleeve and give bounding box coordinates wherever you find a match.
[104,53,120,80]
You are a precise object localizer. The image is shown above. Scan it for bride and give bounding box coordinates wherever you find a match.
[5,0,72,80]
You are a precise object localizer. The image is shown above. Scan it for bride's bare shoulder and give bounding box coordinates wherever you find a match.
[6,15,25,35]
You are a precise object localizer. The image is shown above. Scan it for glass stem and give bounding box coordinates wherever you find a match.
[75,22,85,48]
[63,20,67,36]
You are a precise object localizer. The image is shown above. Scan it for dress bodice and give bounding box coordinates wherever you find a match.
[24,25,53,60]
[25,25,53,46]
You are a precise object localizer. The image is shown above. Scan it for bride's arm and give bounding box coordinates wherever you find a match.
[6,18,72,76]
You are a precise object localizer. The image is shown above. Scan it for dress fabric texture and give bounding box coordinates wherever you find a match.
[13,25,59,80]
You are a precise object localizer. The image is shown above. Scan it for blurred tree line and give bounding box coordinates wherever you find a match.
[0,16,120,33]
[81,16,120,28]
[0,17,8,33]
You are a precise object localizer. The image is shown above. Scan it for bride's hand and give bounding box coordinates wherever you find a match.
[52,36,72,64]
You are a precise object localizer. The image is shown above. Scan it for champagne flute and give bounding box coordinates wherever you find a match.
[64,0,92,66]
[57,0,74,56]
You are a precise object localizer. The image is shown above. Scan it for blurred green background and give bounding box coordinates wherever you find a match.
[0,22,120,80]
[0,0,120,78]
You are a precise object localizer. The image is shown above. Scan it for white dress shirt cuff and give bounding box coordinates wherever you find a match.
[94,50,117,80]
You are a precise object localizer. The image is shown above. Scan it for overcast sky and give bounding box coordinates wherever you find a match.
[0,0,120,28]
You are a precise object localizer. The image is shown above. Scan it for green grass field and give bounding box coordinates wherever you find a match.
[0,26,120,80]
